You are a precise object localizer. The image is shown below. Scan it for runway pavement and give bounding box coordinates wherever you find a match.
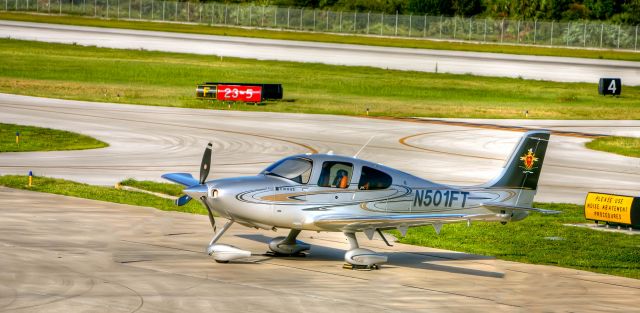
[1,186,639,312]
[1,20,640,85]
[1,93,639,204]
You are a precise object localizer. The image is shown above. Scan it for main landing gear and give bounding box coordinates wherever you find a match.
[267,229,311,257]
[342,232,387,270]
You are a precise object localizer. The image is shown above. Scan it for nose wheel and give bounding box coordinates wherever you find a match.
[205,220,252,263]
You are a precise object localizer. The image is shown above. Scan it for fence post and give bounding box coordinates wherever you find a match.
[380,12,383,35]
[409,14,412,37]
[105,0,107,17]
[261,6,264,27]
[174,0,176,21]
[235,4,238,25]
[313,9,316,30]
[223,4,227,24]
[583,22,586,47]
[151,0,153,20]
[533,20,537,44]
[394,11,398,36]
[423,14,427,37]
[92,0,94,16]
[617,24,621,48]
[453,16,457,38]
[248,6,251,26]
[550,21,554,46]
[162,0,164,20]
[635,25,638,51]
[116,0,119,18]
[483,18,487,41]
[366,12,369,34]
[339,11,342,32]
[287,7,290,28]
[301,8,304,29]
[500,19,504,43]
[353,11,356,32]
[327,10,329,31]
[140,0,143,19]
[59,0,61,15]
[516,20,520,43]
[4,0,6,12]
[600,23,603,47]
[468,18,472,40]
[274,6,276,27]
[566,22,570,46]
[186,2,189,22]
[439,15,442,38]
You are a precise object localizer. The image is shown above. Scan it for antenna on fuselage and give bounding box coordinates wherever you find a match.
[353,135,377,158]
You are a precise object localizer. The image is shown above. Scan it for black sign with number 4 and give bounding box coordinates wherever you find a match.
[598,78,622,96]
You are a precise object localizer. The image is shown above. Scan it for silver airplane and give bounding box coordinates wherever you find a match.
[163,130,558,269]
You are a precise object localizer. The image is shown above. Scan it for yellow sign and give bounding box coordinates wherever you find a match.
[584,192,633,224]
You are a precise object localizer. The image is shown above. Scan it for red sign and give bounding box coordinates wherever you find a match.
[216,85,262,102]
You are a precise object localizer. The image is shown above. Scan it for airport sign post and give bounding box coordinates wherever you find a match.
[196,83,283,103]
[584,192,640,227]
[598,78,622,96]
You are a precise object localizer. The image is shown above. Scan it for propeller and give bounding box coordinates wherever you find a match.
[200,142,213,185]
[175,142,213,207]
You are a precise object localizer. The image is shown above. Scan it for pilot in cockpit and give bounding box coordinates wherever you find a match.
[333,169,349,189]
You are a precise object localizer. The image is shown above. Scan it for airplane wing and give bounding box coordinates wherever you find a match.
[312,204,560,233]
[312,212,496,233]
[482,203,561,215]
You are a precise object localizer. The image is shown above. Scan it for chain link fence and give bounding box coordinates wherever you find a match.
[3,0,639,51]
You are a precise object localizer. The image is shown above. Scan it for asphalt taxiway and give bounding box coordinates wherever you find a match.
[1,93,639,204]
[1,20,640,85]
[1,187,639,312]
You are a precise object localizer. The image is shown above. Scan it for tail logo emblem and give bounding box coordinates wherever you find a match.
[520,148,539,171]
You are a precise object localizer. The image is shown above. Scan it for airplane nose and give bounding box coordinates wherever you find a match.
[183,184,208,199]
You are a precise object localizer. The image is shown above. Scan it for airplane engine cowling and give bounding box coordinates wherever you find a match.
[268,236,311,255]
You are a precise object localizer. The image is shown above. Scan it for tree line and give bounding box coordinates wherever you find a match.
[216,0,640,24]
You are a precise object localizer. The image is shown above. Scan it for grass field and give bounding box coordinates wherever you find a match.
[2,12,640,62]
[0,122,108,152]
[120,178,184,196]
[0,175,206,214]
[1,175,638,279]
[2,38,640,119]
[394,202,640,279]
[586,136,640,158]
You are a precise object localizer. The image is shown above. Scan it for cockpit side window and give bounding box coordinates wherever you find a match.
[262,157,313,184]
[358,166,392,190]
[317,161,353,188]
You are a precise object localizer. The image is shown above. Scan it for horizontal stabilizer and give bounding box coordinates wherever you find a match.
[483,203,561,215]
[161,173,198,187]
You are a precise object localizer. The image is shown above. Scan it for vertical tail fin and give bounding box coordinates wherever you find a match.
[487,130,551,194]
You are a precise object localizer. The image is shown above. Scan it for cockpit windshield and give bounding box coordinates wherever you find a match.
[262,157,313,184]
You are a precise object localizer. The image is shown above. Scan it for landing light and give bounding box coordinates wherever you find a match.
[210,189,219,198]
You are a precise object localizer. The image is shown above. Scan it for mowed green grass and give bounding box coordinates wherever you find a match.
[1,175,639,278]
[391,202,640,279]
[1,38,640,119]
[586,136,640,158]
[0,122,108,152]
[120,178,185,196]
[2,12,640,62]
[0,175,206,215]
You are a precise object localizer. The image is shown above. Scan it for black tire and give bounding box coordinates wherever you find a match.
[215,259,229,263]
